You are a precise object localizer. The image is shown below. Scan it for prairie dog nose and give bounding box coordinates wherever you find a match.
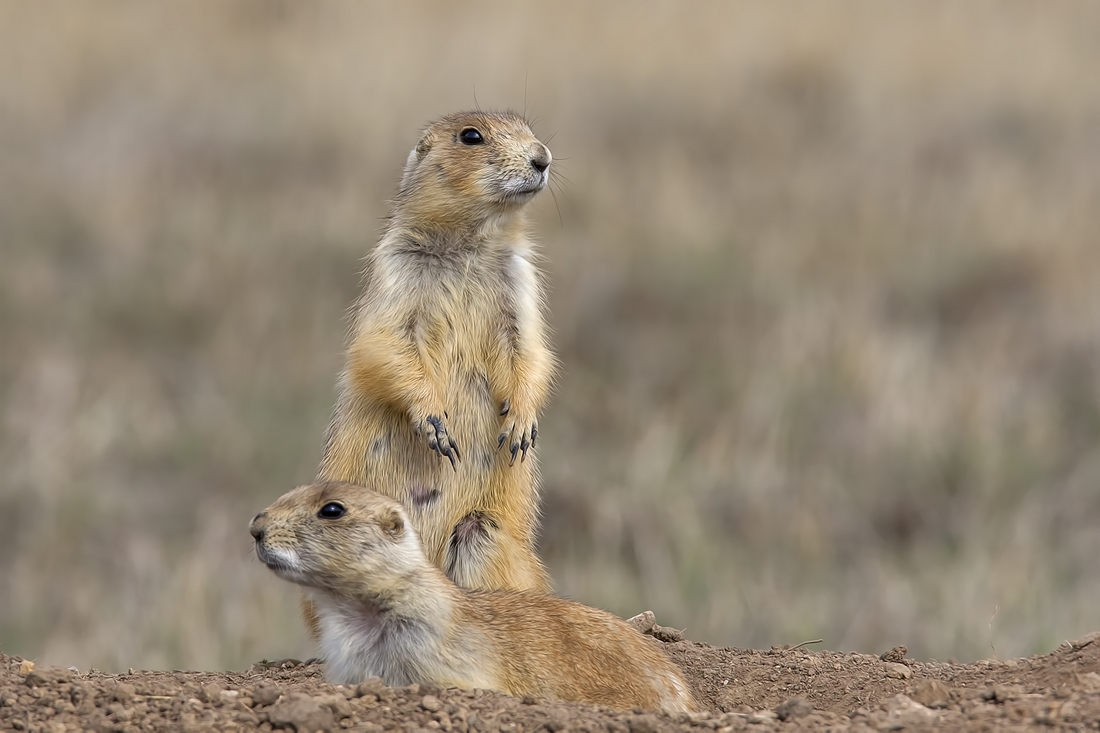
[529,143,551,174]
[249,512,265,541]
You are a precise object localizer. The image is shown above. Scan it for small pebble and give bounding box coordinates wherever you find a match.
[268,692,335,733]
[251,683,282,706]
[885,662,912,680]
[626,611,657,634]
[356,677,387,698]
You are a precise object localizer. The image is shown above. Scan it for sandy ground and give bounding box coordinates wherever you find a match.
[4,625,1098,732]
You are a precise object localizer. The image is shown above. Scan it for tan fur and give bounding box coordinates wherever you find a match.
[313,112,556,634]
[251,483,698,713]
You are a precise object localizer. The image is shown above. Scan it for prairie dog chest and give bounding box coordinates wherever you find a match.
[392,246,537,356]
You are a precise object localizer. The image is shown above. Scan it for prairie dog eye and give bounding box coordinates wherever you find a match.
[459,127,484,145]
[318,502,346,519]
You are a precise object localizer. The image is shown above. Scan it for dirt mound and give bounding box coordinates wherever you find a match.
[3,631,1099,732]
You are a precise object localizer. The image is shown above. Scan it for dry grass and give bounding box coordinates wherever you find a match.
[2,1,1099,672]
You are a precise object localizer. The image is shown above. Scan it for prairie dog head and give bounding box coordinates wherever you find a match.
[397,110,552,226]
[250,482,422,597]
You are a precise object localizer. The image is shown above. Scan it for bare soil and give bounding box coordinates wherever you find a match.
[3,629,1099,732]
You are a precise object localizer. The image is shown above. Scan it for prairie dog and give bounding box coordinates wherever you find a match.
[317,111,556,598]
[250,482,698,713]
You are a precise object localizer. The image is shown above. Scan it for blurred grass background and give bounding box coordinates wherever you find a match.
[2,1,1100,672]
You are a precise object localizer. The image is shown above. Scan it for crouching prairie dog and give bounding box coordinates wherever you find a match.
[317,110,557,600]
[250,482,697,713]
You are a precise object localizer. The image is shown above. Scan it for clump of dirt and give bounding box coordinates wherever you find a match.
[3,630,1099,732]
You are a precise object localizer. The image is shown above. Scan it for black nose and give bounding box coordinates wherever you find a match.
[250,513,264,541]
[530,154,550,174]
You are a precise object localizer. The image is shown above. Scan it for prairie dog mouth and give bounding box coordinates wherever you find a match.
[501,175,548,200]
[255,542,302,573]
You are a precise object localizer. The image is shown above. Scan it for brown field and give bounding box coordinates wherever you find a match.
[1,1,1099,674]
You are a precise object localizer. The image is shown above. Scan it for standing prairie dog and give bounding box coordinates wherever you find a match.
[251,482,698,713]
[317,111,556,600]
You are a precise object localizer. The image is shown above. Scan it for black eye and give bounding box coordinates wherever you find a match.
[459,128,484,145]
[318,502,345,519]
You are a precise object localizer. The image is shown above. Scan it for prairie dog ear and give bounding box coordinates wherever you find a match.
[401,135,432,188]
[379,507,405,540]
[414,135,432,161]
